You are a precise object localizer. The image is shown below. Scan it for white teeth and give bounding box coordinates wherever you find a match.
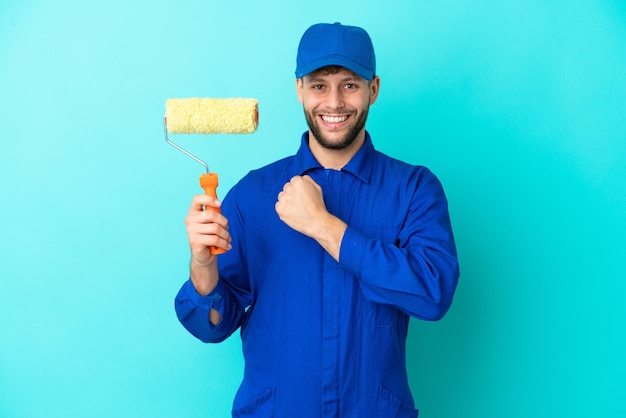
[322,115,348,123]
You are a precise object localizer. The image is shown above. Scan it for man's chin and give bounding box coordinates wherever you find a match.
[314,133,355,150]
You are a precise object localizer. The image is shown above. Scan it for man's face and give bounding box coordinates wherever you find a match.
[297,67,379,151]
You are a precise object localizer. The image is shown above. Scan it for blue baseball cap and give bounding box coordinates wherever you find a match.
[295,22,376,80]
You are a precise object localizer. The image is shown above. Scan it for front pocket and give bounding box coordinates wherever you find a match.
[377,386,419,418]
[232,387,276,418]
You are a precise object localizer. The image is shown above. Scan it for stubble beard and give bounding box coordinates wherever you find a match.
[304,107,369,151]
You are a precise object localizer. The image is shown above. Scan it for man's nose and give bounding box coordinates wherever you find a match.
[326,88,344,109]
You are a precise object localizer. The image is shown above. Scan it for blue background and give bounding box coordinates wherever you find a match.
[1,0,625,417]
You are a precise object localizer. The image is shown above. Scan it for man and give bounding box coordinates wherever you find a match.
[175,22,459,417]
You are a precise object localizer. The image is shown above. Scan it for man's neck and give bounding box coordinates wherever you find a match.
[308,130,366,170]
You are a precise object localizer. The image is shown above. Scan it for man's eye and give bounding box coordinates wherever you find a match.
[313,85,324,90]
[345,83,358,89]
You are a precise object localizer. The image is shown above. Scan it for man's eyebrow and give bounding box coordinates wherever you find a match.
[342,76,363,83]
[305,76,326,83]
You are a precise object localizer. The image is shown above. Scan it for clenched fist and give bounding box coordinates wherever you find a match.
[275,175,347,261]
[275,175,327,236]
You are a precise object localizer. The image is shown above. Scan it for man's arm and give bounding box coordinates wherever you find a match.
[185,194,232,325]
[275,172,459,321]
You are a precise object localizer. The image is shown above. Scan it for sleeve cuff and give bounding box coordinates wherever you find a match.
[183,278,225,316]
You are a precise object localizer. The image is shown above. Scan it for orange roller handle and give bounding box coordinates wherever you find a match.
[199,172,227,255]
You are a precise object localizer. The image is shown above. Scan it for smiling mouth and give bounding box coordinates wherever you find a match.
[321,115,349,123]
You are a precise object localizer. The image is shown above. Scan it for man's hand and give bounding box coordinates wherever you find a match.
[275,175,347,261]
[275,175,327,236]
[185,194,231,297]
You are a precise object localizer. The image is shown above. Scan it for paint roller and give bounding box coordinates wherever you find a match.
[163,97,259,254]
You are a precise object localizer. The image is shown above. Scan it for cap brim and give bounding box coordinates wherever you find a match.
[295,54,374,80]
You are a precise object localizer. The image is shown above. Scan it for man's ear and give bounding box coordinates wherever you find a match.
[296,78,304,104]
[369,76,380,105]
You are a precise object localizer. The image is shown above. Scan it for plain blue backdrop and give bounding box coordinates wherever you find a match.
[1,1,625,417]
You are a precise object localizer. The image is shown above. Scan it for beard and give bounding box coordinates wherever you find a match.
[304,106,369,150]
